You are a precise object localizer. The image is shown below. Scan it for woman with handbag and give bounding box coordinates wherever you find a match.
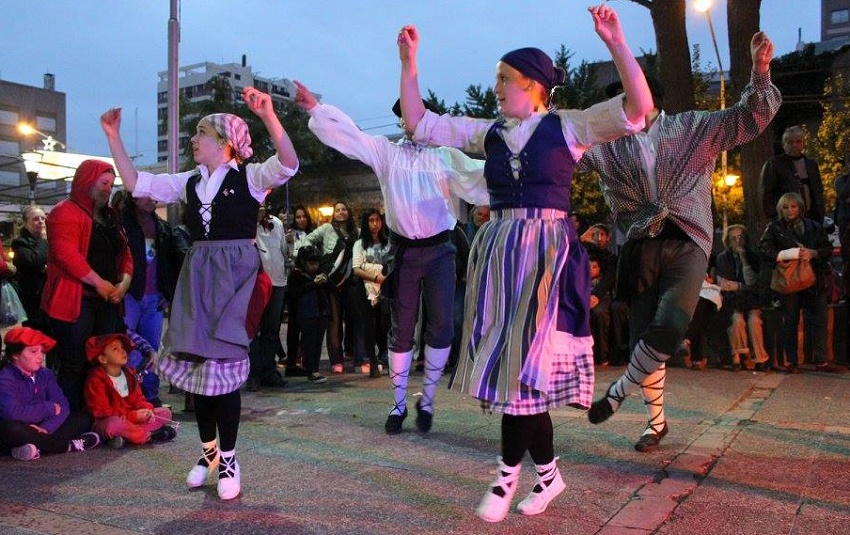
[758,192,833,373]
[351,209,392,378]
[304,201,359,374]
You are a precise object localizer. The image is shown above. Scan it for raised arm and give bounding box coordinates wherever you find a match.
[100,108,139,192]
[750,31,774,75]
[589,4,652,122]
[398,25,426,134]
[242,87,298,170]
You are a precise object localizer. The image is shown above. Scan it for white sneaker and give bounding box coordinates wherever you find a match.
[187,447,220,488]
[217,456,241,500]
[475,457,521,523]
[11,444,40,461]
[516,460,566,516]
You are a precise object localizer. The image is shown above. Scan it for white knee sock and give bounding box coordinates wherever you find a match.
[420,345,450,413]
[389,350,412,416]
[640,364,666,435]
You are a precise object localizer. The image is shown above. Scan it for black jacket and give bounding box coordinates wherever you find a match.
[758,217,832,294]
[760,153,825,223]
[120,207,178,302]
[10,229,48,323]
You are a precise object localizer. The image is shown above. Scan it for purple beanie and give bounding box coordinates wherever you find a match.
[500,48,566,93]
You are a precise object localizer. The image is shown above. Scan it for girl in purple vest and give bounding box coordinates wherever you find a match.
[100,87,299,500]
[397,4,652,522]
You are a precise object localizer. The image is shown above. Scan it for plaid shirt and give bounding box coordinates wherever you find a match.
[578,70,781,258]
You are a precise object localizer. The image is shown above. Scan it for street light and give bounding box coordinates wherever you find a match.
[21,151,43,204]
[18,123,67,151]
[695,0,730,230]
[717,173,739,231]
[317,205,334,222]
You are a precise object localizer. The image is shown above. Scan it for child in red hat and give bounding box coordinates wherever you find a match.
[83,334,177,448]
[0,327,100,460]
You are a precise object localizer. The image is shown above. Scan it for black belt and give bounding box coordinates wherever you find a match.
[642,222,691,242]
[389,229,451,248]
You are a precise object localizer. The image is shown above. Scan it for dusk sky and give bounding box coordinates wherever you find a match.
[1,1,820,166]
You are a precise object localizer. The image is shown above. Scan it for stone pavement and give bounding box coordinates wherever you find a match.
[1,364,849,535]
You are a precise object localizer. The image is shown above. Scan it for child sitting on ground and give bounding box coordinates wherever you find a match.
[0,327,101,460]
[83,334,177,449]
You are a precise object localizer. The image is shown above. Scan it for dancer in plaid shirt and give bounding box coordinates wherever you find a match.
[579,31,781,452]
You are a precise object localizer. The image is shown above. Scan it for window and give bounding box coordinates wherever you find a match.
[0,171,19,186]
[36,115,56,132]
[832,9,849,24]
[0,139,20,155]
[0,107,18,126]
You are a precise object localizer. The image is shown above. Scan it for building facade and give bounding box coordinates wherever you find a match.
[0,75,66,188]
[823,0,850,41]
[156,56,298,163]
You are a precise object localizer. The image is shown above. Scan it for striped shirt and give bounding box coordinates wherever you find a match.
[578,70,781,258]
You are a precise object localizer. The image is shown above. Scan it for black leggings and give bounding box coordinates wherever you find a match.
[194,390,241,452]
[0,412,92,455]
[501,412,554,466]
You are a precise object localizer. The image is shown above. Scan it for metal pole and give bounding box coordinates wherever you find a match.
[166,0,181,224]
[704,8,728,231]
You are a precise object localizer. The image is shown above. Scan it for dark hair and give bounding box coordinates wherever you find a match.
[359,208,388,249]
[0,342,25,370]
[331,201,358,237]
[292,204,315,233]
[605,74,664,110]
[296,245,322,270]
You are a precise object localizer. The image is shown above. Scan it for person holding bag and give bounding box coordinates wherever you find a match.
[304,201,358,374]
[758,192,832,373]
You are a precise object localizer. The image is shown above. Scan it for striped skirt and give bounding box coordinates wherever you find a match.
[450,208,594,415]
[155,239,258,396]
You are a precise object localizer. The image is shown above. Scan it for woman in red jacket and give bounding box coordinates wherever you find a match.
[41,160,133,412]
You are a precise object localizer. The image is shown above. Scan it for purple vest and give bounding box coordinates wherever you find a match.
[483,113,575,212]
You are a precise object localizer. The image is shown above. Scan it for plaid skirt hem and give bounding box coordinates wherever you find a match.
[476,351,595,415]
[156,352,249,396]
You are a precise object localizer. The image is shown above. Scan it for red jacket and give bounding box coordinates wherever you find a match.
[83,365,152,420]
[41,160,132,322]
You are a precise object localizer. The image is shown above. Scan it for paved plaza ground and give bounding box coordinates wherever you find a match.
[2,360,850,534]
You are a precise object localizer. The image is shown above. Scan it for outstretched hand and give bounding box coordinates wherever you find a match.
[750,31,774,73]
[589,3,625,47]
[293,80,318,111]
[242,87,274,120]
[100,108,122,138]
[397,25,419,63]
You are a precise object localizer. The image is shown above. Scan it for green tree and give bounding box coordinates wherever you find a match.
[460,85,499,118]
[423,90,450,115]
[176,74,352,211]
[550,45,602,110]
[811,73,848,213]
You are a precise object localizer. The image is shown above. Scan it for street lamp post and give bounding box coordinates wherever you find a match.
[18,123,67,152]
[695,0,729,230]
[718,173,740,231]
[21,151,43,205]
